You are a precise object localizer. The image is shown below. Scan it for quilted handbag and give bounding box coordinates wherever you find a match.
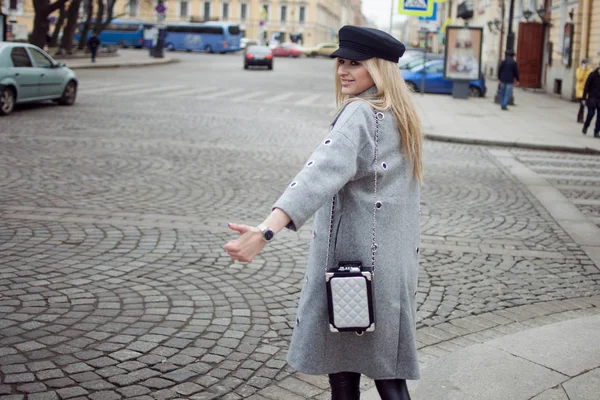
[324,108,384,335]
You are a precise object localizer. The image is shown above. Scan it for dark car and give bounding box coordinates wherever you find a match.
[244,46,273,70]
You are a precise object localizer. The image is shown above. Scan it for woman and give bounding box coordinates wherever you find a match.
[576,58,592,123]
[224,25,423,400]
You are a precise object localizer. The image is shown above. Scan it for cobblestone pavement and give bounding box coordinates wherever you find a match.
[1,54,600,399]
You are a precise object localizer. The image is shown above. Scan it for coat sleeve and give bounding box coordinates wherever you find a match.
[272,101,374,231]
[513,62,520,82]
[583,73,594,100]
[497,61,504,80]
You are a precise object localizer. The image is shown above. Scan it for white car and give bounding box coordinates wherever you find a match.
[0,42,77,116]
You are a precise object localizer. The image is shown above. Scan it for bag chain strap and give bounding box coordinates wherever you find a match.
[325,109,381,273]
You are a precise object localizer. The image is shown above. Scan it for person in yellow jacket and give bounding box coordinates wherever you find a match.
[576,58,593,123]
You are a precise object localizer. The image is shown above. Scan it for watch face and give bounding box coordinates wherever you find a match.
[264,230,274,241]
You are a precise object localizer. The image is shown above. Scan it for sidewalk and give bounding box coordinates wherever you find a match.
[363,313,600,400]
[413,80,600,154]
[62,48,178,69]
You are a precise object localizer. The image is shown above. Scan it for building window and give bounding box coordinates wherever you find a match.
[204,1,211,20]
[9,0,18,9]
[299,6,306,23]
[262,5,269,21]
[280,5,287,22]
[222,3,229,20]
[179,0,189,18]
[127,0,138,16]
[240,3,248,21]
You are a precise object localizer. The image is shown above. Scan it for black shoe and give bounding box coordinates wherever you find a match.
[594,133,600,138]
[501,107,508,111]
[583,127,588,134]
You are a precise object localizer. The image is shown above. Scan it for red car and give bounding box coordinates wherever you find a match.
[272,43,302,58]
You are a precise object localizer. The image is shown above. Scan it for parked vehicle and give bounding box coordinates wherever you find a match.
[399,52,443,70]
[272,43,302,58]
[74,19,149,48]
[303,43,338,58]
[163,22,242,53]
[241,38,259,50]
[401,60,486,97]
[244,45,273,70]
[0,43,78,116]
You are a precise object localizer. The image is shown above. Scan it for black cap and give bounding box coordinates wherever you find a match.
[330,26,406,63]
[505,49,515,56]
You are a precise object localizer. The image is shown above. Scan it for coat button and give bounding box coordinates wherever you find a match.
[416,247,420,254]
[312,230,316,238]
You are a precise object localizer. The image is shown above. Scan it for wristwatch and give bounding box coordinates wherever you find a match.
[257,224,275,243]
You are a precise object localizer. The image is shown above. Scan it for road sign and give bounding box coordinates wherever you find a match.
[418,3,438,21]
[155,4,166,14]
[398,0,435,17]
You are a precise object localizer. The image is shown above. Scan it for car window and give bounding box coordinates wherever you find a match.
[28,48,54,68]
[10,47,33,67]
[426,63,444,73]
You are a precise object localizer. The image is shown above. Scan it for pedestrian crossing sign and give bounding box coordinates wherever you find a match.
[398,0,436,17]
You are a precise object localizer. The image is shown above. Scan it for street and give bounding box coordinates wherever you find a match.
[1,52,600,399]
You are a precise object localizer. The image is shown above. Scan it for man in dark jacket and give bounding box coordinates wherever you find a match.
[498,50,520,110]
[87,33,101,63]
[582,62,600,137]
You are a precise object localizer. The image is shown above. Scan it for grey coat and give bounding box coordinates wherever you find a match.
[272,90,421,380]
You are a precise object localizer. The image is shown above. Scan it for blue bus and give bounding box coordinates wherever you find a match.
[75,19,149,48]
[163,22,242,53]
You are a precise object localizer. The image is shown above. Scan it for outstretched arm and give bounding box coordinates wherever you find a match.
[224,208,291,263]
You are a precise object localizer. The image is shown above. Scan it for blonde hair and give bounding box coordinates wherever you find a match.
[334,58,424,183]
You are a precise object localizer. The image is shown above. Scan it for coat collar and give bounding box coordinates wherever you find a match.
[354,85,378,100]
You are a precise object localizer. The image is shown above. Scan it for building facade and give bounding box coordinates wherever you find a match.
[427,0,600,100]
[1,0,366,47]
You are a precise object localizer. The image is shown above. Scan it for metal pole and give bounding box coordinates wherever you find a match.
[389,0,394,34]
[506,0,515,52]
[421,47,426,95]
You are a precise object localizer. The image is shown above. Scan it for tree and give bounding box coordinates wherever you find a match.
[31,0,69,48]
[77,0,94,50]
[93,0,118,37]
[59,0,82,53]
[49,2,67,48]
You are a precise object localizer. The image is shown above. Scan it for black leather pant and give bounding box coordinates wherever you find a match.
[329,371,412,400]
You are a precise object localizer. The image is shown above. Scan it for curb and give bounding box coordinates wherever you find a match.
[68,58,180,70]
[425,132,600,155]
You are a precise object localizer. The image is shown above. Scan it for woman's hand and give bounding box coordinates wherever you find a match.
[224,223,267,263]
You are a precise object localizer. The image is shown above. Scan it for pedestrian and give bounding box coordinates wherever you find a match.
[498,49,520,110]
[87,33,101,63]
[576,58,593,123]
[582,61,600,137]
[224,25,423,399]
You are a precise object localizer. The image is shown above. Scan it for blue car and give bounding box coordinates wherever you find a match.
[401,59,486,97]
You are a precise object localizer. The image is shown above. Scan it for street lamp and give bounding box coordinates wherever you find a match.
[536,6,546,21]
[522,9,533,22]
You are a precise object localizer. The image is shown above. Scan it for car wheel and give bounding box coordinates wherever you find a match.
[244,63,249,70]
[205,45,213,53]
[58,81,77,106]
[468,86,483,98]
[310,52,317,57]
[0,86,16,116]
[406,82,419,93]
[166,43,175,51]
[268,63,273,70]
